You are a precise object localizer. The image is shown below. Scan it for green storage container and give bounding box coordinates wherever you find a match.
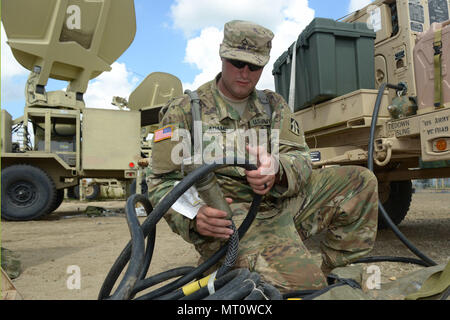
[272,18,376,111]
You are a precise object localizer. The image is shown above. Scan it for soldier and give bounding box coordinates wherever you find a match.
[147,20,378,293]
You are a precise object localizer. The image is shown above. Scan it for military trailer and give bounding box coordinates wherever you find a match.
[0,0,140,220]
[0,0,181,221]
[64,72,183,200]
[273,0,450,227]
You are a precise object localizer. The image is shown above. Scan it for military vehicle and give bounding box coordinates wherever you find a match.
[0,0,181,220]
[65,71,183,200]
[273,0,450,227]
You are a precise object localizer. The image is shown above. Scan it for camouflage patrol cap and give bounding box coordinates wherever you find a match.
[220,20,274,67]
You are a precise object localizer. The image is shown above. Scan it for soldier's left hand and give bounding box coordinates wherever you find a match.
[244,145,278,195]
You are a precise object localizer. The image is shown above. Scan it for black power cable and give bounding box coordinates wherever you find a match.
[286,83,439,300]
[98,159,282,300]
[359,82,437,267]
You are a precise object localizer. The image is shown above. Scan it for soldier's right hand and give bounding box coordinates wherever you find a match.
[195,198,234,239]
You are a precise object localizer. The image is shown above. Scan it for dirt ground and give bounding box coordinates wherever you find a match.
[2,190,449,300]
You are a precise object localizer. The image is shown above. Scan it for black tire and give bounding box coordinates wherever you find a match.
[129,178,148,195]
[67,186,77,199]
[72,185,81,199]
[1,164,57,221]
[378,180,413,229]
[47,189,65,214]
[71,183,100,200]
[85,183,100,200]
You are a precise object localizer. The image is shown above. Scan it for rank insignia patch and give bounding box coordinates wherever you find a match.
[290,118,300,135]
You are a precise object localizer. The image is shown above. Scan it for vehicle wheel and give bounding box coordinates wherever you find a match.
[1,164,57,221]
[129,178,148,195]
[67,186,77,199]
[85,183,100,200]
[378,180,412,229]
[72,183,100,200]
[47,189,65,214]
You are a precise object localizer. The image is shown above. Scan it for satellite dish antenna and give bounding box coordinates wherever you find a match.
[2,0,136,107]
[128,72,183,126]
[128,72,183,110]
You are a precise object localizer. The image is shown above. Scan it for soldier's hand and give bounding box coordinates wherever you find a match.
[195,198,234,239]
[244,145,278,195]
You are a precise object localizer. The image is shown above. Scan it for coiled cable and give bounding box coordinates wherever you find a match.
[98,159,284,300]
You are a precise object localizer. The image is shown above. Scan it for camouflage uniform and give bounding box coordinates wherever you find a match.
[147,20,378,293]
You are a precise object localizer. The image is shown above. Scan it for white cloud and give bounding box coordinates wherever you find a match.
[183,27,223,89]
[348,0,373,13]
[84,62,139,109]
[1,24,29,103]
[173,0,315,91]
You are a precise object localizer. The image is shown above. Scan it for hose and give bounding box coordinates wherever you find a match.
[98,158,273,300]
[358,82,437,267]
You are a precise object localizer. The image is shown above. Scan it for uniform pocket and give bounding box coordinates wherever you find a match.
[255,208,279,220]
[255,200,281,220]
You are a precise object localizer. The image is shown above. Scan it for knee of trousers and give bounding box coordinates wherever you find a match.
[343,166,379,208]
[356,166,378,192]
[333,166,379,233]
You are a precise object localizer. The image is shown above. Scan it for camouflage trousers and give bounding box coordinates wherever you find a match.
[196,165,378,293]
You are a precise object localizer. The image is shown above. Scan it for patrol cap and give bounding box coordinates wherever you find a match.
[219,20,274,67]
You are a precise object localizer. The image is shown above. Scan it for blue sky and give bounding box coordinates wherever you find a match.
[1,0,372,120]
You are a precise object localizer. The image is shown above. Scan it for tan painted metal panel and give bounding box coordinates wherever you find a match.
[81,109,141,170]
[414,20,450,111]
[294,89,390,133]
[1,109,13,153]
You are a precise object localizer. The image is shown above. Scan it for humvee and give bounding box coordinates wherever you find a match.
[273,0,450,227]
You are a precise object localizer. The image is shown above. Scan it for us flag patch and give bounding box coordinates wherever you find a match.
[154,125,174,142]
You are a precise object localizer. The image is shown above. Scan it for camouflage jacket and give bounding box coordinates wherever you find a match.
[147,73,312,245]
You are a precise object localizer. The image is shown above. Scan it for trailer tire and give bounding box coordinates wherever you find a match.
[85,183,100,200]
[71,183,100,200]
[378,180,412,229]
[1,164,57,221]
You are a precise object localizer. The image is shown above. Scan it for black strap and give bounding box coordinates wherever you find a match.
[185,89,273,153]
[184,89,202,158]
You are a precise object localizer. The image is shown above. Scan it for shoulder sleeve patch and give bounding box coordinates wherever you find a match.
[154,125,174,142]
[290,118,300,136]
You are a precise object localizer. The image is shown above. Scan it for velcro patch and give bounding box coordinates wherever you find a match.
[290,118,300,135]
[154,125,174,142]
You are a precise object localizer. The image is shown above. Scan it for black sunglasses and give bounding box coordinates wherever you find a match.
[226,59,263,72]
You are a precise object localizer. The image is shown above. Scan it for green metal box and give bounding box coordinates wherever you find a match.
[272,18,376,111]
